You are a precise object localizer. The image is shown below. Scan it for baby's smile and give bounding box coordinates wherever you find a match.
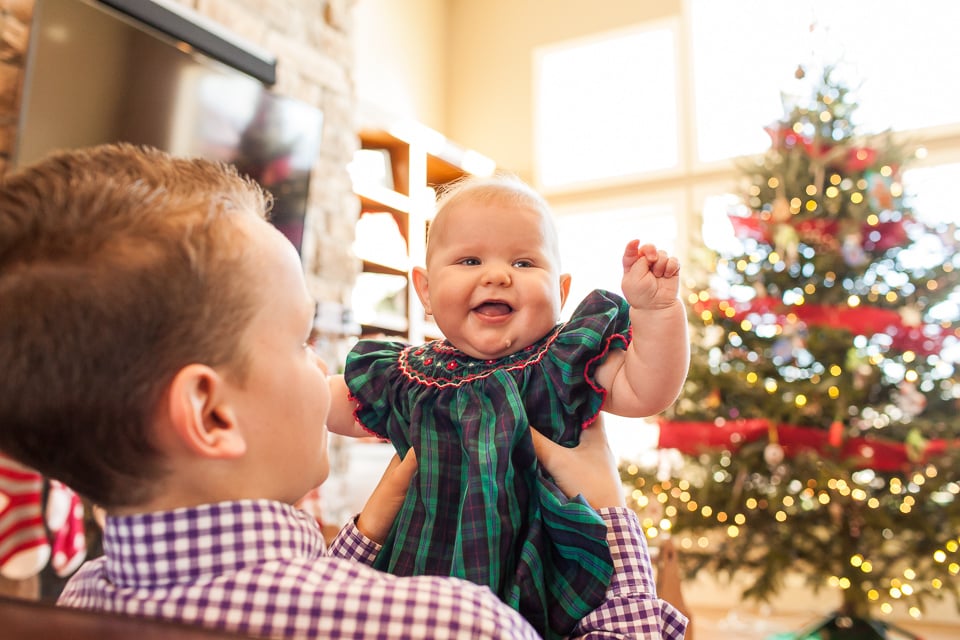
[472,301,513,317]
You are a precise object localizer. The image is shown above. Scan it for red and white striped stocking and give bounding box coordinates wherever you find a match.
[0,454,51,579]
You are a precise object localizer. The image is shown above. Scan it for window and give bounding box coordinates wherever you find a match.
[690,0,960,163]
[556,201,680,320]
[534,22,680,190]
[903,163,960,226]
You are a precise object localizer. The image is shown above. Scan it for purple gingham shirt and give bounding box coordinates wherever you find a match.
[58,500,686,639]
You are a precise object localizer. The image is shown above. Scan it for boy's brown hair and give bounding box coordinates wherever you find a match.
[0,143,271,507]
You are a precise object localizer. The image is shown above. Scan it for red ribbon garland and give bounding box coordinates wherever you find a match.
[728,214,907,253]
[763,124,879,171]
[657,418,955,472]
[694,296,949,356]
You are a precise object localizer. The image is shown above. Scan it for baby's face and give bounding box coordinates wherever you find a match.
[225,215,331,502]
[415,200,570,360]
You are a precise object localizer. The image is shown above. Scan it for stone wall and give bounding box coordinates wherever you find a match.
[0,0,361,342]
[0,0,30,173]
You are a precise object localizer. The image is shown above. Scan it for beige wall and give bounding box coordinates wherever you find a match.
[353,0,449,130]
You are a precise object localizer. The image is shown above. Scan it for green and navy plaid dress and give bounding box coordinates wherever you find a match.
[344,289,631,639]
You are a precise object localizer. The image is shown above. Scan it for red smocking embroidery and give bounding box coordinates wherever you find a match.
[581,325,632,428]
[396,325,563,389]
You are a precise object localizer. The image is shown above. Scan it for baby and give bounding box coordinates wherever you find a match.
[327,173,690,638]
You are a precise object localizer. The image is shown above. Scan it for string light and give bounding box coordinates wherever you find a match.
[622,462,955,617]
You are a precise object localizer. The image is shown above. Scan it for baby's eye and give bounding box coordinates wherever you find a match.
[513,259,534,268]
[458,257,481,266]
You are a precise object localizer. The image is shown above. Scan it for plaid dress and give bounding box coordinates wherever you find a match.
[345,289,632,640]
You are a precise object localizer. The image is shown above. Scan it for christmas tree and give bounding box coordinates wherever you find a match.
[621,67,960,637]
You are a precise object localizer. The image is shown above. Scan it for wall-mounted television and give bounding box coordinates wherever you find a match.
[15,0,323,253]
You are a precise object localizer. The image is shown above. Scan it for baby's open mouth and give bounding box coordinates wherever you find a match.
[473,302,513,317]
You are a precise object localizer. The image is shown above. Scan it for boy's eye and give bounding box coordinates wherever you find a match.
[458,257,481,266]
[513,259,534,268]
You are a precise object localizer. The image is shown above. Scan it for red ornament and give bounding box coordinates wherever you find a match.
[828,420,844,448]
[845,147,878,172]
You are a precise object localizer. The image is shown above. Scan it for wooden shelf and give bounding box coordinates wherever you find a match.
[361,259,407,277]
[427,154,466,187]
[351,119,493,344]
[354,183,410,214]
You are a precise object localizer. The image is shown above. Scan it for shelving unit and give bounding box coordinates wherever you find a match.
[349,117,495,344]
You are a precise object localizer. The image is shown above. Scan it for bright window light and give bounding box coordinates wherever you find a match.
[690,0,960,163]
[903,163,960,226]
[555,203,678,321]
[534,23,679,189]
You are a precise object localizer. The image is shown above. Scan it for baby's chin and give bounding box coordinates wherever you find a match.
[460,336,522,361]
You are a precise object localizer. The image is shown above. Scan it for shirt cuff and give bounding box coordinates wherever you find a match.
[327,514,382,566]
[596,506,658,595]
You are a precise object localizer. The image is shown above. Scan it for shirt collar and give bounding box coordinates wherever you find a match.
[101,499,325,588]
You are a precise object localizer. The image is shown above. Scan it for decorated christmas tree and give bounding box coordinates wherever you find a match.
[621,67,960,637]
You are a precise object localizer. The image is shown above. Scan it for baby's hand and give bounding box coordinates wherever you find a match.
[621,240,680,310]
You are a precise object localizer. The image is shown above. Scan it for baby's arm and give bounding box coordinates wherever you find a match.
[325,374,370,438]
[593,240,689,417]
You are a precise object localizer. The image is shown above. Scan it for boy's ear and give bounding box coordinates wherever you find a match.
[558,273,572,309]
[166,364,247,459]
[412,266,432,315]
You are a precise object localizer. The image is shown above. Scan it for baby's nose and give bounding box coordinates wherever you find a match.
[483,264,512,286]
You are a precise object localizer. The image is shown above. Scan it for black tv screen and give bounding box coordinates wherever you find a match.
[16,0,323,253]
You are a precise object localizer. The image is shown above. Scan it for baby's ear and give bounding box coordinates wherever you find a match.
[558,273,572,309]
[166,364,246,459]
[411,266,432,315]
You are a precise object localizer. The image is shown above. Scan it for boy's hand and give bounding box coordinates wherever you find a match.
[355,450,417,544]
[621,239,681,310]
[530,416,626,509]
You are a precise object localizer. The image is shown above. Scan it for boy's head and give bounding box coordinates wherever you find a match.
[413,174,571,360]
[0,143,330,509]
